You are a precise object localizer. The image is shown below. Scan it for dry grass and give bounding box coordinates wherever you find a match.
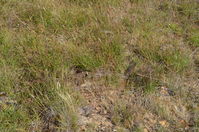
[0,0,198,131]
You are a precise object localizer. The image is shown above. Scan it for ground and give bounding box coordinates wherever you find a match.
[0,0,199,132]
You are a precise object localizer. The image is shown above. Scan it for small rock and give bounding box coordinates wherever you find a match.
[0,92,7,96]
[0,92,17,110]
[159,120,169,127]
[79,106,93,117]
[143,128,148,132]
[78,115,90,125]
[80,82,92,89]
[160,86,175,96]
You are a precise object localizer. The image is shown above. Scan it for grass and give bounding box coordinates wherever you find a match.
[111,100,134,128]
[0,107,30,131]
[0,0,198,131]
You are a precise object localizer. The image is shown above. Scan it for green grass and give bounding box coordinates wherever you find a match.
[0,107,30,132]
[189,31,199,47]
[0,0,198,131]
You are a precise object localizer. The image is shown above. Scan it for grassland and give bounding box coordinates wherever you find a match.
[0,0,198,131]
